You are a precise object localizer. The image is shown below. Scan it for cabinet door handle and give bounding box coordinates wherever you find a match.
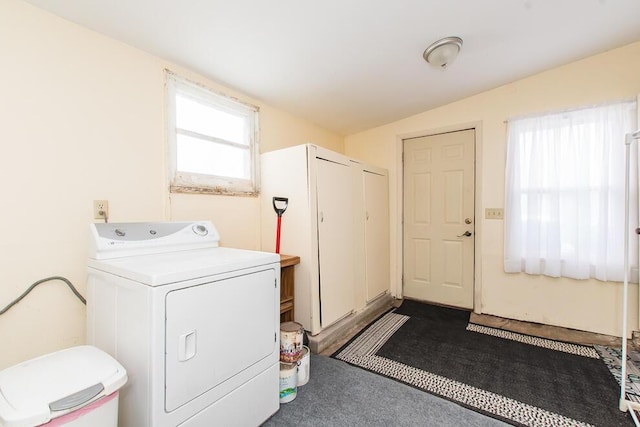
[320,211,324,223]
[366,211,369,220]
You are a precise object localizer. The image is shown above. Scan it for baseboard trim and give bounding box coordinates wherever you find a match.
[308,293,394,354]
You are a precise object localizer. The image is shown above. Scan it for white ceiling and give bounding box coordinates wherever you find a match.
[22,0,640,135]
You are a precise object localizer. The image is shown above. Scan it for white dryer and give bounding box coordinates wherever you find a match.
[86,221,280,427]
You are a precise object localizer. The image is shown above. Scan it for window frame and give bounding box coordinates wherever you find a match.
[165,70,260,196]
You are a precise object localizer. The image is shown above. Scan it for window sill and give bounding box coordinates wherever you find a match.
[170,185,258,197]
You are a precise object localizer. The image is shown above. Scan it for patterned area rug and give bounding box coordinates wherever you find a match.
[595,345,640,404]
[332,300,634,427]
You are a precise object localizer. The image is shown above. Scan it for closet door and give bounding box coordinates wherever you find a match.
[316,158,354,327]
[364,171,389,301]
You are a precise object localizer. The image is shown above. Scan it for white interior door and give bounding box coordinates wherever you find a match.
[364,170,390,301]
[316,158,354,327]
[403,129,475,308]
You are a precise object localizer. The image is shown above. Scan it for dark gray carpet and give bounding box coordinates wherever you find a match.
[333,300,633,427]
[262,354,510,427]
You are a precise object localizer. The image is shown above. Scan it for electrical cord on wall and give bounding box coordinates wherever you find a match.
[0,276,86,317]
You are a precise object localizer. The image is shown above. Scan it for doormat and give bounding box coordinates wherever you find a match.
[332,300,633,426]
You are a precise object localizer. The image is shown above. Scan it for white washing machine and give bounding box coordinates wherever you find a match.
[86,221,280,427]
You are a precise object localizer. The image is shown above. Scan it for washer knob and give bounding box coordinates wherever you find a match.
[115,229,125,237]
[192,224,208,236]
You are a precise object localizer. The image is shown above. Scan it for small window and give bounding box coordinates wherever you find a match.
[166,71,260,195]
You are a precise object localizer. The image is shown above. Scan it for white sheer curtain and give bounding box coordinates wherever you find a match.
[504,100,638,282]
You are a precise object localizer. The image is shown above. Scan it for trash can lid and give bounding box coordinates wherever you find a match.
[0,345,127,427]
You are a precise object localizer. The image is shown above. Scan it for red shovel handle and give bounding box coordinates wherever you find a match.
[276,216,282,254]
[273,197,288,254]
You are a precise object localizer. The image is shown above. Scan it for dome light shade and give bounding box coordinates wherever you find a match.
[423,36,463,68]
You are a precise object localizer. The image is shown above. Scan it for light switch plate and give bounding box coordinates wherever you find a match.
[485,208,504,219]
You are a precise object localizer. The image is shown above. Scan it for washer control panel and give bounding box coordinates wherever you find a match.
[89,221,220,259]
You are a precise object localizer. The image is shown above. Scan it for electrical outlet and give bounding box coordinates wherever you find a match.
[485,208,504,219]
[93,200,109,220]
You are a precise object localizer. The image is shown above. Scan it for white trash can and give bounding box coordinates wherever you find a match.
[0,345,127,427]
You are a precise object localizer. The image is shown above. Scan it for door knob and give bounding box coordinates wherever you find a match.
[457,231,472,237]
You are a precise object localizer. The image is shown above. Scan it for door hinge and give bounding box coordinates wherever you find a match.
[274,332,277,343]
[275,278,277,288]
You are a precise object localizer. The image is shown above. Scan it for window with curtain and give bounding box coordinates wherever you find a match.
[504,100,638,282]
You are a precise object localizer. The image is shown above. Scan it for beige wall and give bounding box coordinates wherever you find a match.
[0,0,343,369]
[345,41,640,338]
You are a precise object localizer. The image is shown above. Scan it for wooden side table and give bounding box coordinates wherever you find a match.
[279,254,300,323]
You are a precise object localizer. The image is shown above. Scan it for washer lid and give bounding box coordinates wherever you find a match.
[0,346,127,427]
[87,247,279,286]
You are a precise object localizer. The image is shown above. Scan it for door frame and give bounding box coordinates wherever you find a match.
[395,121,483,313]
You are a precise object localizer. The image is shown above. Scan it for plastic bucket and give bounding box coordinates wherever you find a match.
[279,362,298,403]
[297,346,310,386]
[280,322,304,363]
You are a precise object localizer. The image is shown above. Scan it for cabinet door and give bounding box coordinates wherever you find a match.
[316,158,354,327]
[364,171,390,301]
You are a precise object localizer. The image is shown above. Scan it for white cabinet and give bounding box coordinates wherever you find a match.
[261,144,389,335]
[316,157,355,327]
[351,161,390,307]
[362,167,390,302]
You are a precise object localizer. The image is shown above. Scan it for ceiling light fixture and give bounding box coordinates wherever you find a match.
[423,36,463,69]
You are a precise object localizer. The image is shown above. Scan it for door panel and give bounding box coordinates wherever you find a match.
[403,129,475,308]
[443,240,463,286]
[444,170,463,223]
[316,158,354,327]
[413,173,431,223]
[413,239,431,282]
